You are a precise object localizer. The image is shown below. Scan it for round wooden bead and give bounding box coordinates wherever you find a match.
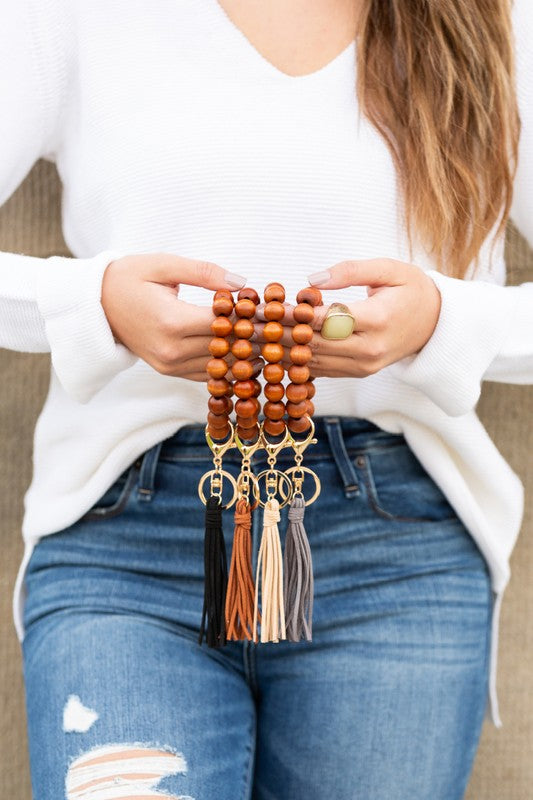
[231,360,254,381]
[225,384,234,397]
[288,416,311,434]
[305,381,316,399]
[235,398,260,418]
[208,395,233,415]
[264,401,285,421]
[292,324,314,344]
[233,318,254,339]
[231,339,254,360]
[208,337,230,357]
[211,316,233,337]
[263,321,283,342]
[306,399,315,417]
[293,303,315,324]
[214,289,233,300]
[286,400,308,418]
[206,358,228,379]
[208,422,231,440]
[207,410,229,427]
[207,377,231,397]
[288,364,310,384]
[264,418,286,437]
[235,298,256,319]
[290,344,312,365]
[264,382,284,402]
[251,379,262,398]
[261,342,284,363]
[237,287,260,305]
[237,424,259,441]
[233,380,255,399]
[264,282,285,303]
[263,301,285,321]
[212,295,234,316]
[286,382,307,403]
[296,287,323,307]
[263,363,284,383]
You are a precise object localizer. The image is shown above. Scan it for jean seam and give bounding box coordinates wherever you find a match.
[80,460,141,520]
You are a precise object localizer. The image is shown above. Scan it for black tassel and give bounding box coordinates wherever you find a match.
[198,495,228,648]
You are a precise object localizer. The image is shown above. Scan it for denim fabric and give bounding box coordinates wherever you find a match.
[21,416,491,800]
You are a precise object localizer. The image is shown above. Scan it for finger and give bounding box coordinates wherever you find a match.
[307,258,409,290]
[136,251,247,291]
[280,351,376,378]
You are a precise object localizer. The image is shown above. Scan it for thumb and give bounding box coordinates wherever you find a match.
[307,258,407,290]
[139,252,247,291]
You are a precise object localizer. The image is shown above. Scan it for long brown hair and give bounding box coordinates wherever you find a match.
[356,0,521,278]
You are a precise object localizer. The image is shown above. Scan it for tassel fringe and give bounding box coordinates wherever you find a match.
[283,495,314,641]
[253,497,286,643]
[198,495,228,648]
[225,498,259,640]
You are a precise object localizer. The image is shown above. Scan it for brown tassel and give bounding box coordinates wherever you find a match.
[253,497,286,643]
[225,497,259,640]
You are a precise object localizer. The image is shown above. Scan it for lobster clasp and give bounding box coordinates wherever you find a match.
[234,429,263,459]
[287,415,317,457]
[205,421,235,459]
[259,421,292,459]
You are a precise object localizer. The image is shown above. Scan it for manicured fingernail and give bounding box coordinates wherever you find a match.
[224,271,247,289]
[307,270,331,286]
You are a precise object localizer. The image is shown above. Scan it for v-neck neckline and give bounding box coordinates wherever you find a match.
[210,0,357,83]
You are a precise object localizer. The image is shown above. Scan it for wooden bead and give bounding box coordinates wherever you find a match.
[264,401,285,421]
[207,377,231,397]
[211,316,233,337]
[225,384,234,398]
[286,400,308,418]
[263,321,283,342]
[231,339,253,360]
[235,298,256,319]
[264,282,285,303]
[233,318,254,339]
[207,410,229,427]
[233,380,255,399]
[261,342,284,363]
[292,324,313,344]
[305,381,316,399]
[306,399,315,417]
[208,337,230,357]
[208,395,233,415]
[214,289,233,300]
[251,379,262,398]
[237,413,259,428]
[208,422,231,440]
[235,398,260,418]
[237,287,260,304]
[293,303,315,324]
[286,382,307,403]
[212,295,234,316]
[263,301,285,321]
[264,382,284,402]
[288,364,310,384]
[237,424,259,441]
[290,344,312,365]
[264,418,286,437]
[288,416,311,434]
[206,358,228,379]
[263,363,284,383]
[296,287,323,307]
[231,360,254,380]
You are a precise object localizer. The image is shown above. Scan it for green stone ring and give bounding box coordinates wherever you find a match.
[320,303,356,340]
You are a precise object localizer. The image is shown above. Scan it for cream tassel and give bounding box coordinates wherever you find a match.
[253,497,286,643]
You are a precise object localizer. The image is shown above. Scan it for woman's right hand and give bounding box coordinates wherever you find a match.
[101,252,255,380]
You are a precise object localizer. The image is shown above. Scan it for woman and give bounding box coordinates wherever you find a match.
[1,0,532,797]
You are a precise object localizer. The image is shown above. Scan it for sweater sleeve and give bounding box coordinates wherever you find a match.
[387,0,533,418]
[0,0,136,404]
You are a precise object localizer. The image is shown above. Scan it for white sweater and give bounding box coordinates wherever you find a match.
[1,0,532,727]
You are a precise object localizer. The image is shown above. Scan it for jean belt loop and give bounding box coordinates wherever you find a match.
[323,417,360,498]
[137,440,163,502]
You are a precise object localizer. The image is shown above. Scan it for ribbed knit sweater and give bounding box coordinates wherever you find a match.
[1,0,533,727]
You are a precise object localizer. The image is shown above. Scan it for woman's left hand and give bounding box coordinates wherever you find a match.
[254,258,442,378]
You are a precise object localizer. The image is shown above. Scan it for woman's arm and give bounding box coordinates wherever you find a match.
[0,0,136,404]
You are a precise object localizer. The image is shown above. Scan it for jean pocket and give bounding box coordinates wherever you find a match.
[80,459,141,520]
[357,442,458,523]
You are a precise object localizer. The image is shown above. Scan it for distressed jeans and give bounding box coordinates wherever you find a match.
[21,417,492,800]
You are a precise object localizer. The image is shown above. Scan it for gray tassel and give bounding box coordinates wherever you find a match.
[283,495,314,641]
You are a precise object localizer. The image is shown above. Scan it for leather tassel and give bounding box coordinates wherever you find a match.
[253,497,286,643]
[283,495,314,641]
[198,495,228,648]
[225,497,258,640]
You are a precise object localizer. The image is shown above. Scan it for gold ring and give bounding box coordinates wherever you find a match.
[320,302,356,340]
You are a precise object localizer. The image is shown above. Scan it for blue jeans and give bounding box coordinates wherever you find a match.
[21,417,491,800]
